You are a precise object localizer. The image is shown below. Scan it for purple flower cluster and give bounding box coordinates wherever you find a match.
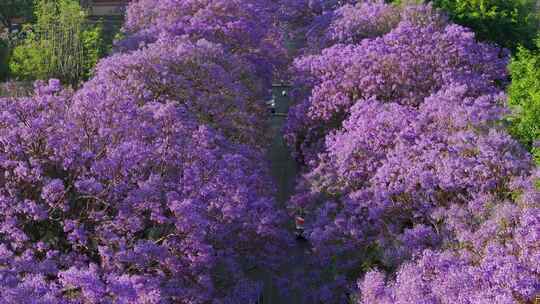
[286,8,508,165]
[123,0,277,51]
[1,1,538,302]
[0,0,291,303]
[325,1,400,48]
[285,2,539,302]
[357,170,540,304]
[79,36,269,148]
[278,0,356,58]
[280,1,446,55]
[121,0,286,88]
[0,76,287,304]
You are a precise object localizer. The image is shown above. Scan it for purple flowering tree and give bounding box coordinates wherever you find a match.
[1,0,538,303]
[0,0,292,302]
[0,78,289,303]
[278,0,357,54]
[121,0,286,89]
[357,170,540,303]
[286,11,508,165]
[78,36,270,148]
[123,0,279,51]
[285,2,538,302]
[289,84,536,301]
[279,1,444,56]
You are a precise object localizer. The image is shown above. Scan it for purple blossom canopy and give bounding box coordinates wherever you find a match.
[79,36,270,148]
[357,170,540,304]
[121,0,286,87]
[0,79,290,303]
[0,0,538,303]
[0,0,291,302]
[286,14,508,165]
[284,2,537,302]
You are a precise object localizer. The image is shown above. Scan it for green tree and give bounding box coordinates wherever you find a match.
[508,38,540,164]
[81,21,106,79]
[431,0,539,51]
[9,25,49,80]
[9,0,106,85]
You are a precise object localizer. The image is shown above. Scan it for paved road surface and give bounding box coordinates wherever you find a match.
[255,86,312,304]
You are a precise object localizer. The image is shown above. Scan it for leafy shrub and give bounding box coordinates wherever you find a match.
[508,39,540,164]
[8,27,49,80]
[432,0,539,51]
[9,0,106,85]
[81,22,106,79]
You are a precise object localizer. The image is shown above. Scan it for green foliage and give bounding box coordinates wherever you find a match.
[389,0,425,5]
[8,0,106,85]
[431,0,539,51]
[508,38,540,164]
[9,26,49,80]
[81,22,106,79]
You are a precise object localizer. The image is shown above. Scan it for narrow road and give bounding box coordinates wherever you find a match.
[258,85,311,304]
[267,86,297,205]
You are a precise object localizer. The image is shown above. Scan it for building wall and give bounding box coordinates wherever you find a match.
[84,0,128,17]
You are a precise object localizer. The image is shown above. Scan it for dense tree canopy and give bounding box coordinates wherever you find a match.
[0,0,291,302]
[357,169,540,303]
[0,0,539,303]
[285,7,508,165]
[9,0,106,85]
[283,1,539,302]
[0,80,289,303]
[508,40,540,164]
[431,0,539,51]
[120,0,286,88]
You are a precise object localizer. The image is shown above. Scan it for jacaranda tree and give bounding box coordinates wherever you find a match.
[285,2,539,302]
[120,0,286,91]
[286,5,507,165]
[0,0,292,302]
[357,169,540,303]
[1,0,539,303]
[79,36,270,148]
